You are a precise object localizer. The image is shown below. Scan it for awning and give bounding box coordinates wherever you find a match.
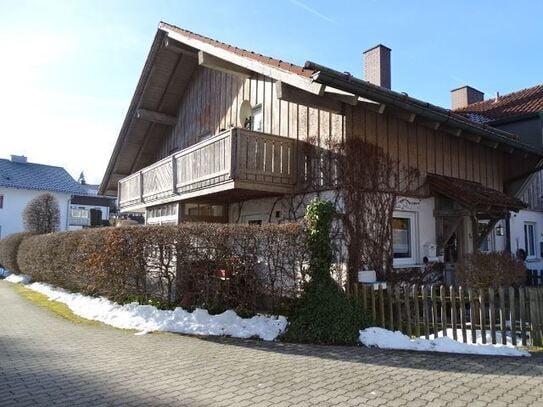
[427,173,527,213]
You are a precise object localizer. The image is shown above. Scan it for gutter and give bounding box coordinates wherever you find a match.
[304,61,543,158]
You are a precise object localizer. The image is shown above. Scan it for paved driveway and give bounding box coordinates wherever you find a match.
[1,281,542,407]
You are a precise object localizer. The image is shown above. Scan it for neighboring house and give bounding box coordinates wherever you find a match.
[100,22,542,273]
[454,85,543,270]
[68,173,118,230]
[0,155,87,237]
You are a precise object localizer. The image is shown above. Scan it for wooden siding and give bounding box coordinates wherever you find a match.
[518,170,543,211]
[156,66,505,196]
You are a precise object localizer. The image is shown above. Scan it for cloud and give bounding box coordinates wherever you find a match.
[286,0,336,24]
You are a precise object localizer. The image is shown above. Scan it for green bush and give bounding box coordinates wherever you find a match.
[0,232,33,273]
[283,199,371,345]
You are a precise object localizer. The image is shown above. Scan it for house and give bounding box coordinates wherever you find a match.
[0,155,87,237]
[99,22,543,273]
[68,173,117,229]
[454,85,543,270]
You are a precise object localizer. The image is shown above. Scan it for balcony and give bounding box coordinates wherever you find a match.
[118,128,298,211]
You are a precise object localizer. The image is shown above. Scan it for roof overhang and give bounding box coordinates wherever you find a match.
[305,61,543,159]
[427,173,527,215]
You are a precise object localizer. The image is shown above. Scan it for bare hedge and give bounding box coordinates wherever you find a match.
[0,232,33,273]
[456,251,526,289]
[16,223,307,314]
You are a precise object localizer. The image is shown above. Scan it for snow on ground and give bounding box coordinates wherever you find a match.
[20,281,287,341]
[359,327,529,357]
[429,328,520,347]
[4,273,30,284]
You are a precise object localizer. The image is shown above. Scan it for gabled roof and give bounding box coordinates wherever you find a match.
[160,22,316,79]
[99,22,543,195]
[0,159,87,195]
[455,84,543,122]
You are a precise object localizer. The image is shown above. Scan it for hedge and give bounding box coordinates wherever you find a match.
[0,232,33,273]
[15,223,307,315]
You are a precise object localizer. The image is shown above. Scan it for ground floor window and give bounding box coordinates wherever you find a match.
[524,222,536,258]
[146,203,178,225]
[392,211,417,266]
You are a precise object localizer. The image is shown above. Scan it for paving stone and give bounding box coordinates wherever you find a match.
[1,281,543,407]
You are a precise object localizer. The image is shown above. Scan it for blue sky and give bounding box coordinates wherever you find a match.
[0,0,541,184]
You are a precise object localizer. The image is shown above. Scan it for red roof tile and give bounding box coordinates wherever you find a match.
[455,84,543,121]
[160,22,316,79]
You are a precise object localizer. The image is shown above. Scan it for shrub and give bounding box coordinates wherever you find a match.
[0,232,32,273]
[283,199,371,345]
[456,251,526,289]
[23,193,60,234]
[16,223,307,315]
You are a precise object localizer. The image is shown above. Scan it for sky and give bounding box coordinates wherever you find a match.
[0,0,541,185]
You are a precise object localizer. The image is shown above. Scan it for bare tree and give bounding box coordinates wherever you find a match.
[331,138,420,290]
[23,193,60,234]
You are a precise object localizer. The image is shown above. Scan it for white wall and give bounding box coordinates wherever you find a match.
[510,209,543,271]
[228,194,438,267]
[0,187,72,238]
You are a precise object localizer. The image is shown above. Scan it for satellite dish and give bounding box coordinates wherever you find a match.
[239,100,252,127]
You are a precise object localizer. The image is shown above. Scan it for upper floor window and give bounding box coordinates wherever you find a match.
[524,222,537,258]
[0,194,3,209]
[251,105,263,132]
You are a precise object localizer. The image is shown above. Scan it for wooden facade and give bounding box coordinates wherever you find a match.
[146,65,506,201]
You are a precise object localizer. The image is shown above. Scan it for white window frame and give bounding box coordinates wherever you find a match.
[392,211,418,267]
[524,222,537,259]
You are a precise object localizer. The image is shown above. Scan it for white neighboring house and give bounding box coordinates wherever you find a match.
[0,155,88,238]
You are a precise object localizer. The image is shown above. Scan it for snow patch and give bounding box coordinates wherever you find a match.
[359,327,529,357]
[4,273,30,284]
[25,282,287,341]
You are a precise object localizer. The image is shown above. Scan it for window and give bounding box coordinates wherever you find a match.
[146,203,178,225]
[478,221,494,253]
[250,105,263,132]
[524,222,536,258]
[0,194,3,209]
[392,212,417,266]
[70,208,89,219]
[184,204,224,217]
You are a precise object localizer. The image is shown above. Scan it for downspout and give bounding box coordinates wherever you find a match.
[505,212,512,254]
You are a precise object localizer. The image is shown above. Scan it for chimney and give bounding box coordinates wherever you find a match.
[451,86,484,110]
[363,44,391,89]
[10,155,27,163]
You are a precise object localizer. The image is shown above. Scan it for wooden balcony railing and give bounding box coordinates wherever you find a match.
[118,128,297,210]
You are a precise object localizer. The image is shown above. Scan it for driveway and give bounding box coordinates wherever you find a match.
[1,281,542,407]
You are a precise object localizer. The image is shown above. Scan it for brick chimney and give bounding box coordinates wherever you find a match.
[451,86,484,110]
[363,44,391,89]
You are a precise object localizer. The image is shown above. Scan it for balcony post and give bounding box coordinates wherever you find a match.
[171,155,177,194]
[139,172,144,203]
[230,128,238,179]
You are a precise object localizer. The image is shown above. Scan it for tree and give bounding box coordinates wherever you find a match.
[23,193,60,234]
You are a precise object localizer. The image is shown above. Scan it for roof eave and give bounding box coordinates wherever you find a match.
[99,28,168,195]
[306,61,543,158]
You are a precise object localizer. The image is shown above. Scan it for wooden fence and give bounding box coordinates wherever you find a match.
[354,284,543,347]
[527,269,543,287]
